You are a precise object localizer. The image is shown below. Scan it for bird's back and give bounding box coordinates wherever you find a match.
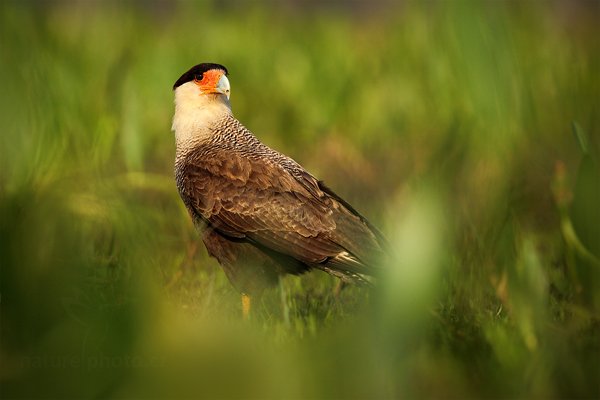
[175,114,385,292]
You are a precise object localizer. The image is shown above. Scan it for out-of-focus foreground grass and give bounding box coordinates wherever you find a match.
[1,1,599,398]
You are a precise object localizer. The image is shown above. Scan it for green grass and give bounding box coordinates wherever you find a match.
[1,1,599,398]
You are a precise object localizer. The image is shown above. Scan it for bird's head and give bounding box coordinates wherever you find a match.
[173,63,230,102]
[172,63,232,143]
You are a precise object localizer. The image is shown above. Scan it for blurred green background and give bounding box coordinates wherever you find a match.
[1,0,599,398]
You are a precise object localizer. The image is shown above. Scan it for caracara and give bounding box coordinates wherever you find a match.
[172,63,386,316]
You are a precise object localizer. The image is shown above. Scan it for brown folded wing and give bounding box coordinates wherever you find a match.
[178,147,383,278]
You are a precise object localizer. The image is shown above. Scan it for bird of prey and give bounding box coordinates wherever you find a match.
[172,63,386,317]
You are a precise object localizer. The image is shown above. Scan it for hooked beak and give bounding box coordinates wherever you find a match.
[214,74,231,100]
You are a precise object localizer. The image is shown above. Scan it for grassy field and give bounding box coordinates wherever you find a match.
[1,1,599,398]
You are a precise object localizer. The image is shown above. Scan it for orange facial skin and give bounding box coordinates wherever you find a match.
[194,69,225,94]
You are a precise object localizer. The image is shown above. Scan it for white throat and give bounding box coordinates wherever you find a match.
[172,82,232,150]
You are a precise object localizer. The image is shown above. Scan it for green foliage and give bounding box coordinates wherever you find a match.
[1,1,599,398]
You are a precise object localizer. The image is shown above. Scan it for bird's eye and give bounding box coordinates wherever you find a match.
[194,74,203,81]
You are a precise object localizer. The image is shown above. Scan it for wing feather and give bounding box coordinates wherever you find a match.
[177,144,384,277]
